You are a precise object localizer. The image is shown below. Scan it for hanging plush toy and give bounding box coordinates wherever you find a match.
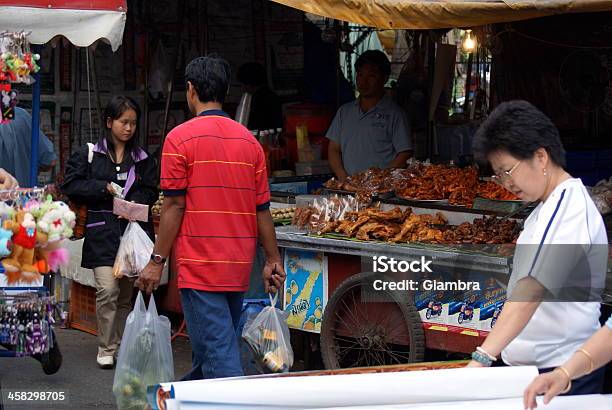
[36,201,75,273]
[0,203,14,257]
[2,211,48,281]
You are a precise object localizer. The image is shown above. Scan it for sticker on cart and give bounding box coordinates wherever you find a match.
[478,275,507,331]
[283,249,328,333]
[415,272,450,324]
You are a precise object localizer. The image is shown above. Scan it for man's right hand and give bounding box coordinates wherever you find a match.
[0,168,18,190]
[263,260,286,293]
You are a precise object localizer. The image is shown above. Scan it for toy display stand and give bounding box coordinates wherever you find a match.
[0,186,63,374]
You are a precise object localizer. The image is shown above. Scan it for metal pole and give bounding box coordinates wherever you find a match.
[29,44,42,188]
[463,52,473,117]
[88,47,105,129]
[161,0,186,155]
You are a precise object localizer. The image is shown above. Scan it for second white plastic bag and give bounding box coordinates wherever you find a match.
[242,293,293,373]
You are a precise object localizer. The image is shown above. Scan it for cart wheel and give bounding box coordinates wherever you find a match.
[320,272,425,369]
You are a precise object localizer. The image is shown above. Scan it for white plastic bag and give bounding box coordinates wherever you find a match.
[242,293,294,373]
[113,292,174,410]
[113,221,154,279]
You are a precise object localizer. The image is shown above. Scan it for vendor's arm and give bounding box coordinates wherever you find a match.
[524,323,612,409]
[38,129,57,172]
[0,168,18,190]
[60,146,110,201]
[326,107,349,181]
[328,141,349,181]
[387,108,412,169]
[469,277,545,366]
[388,151,412,169]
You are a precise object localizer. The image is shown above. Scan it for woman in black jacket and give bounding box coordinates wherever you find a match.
[62,96,158,369]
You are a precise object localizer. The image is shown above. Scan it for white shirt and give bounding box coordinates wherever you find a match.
[502,178,608,369]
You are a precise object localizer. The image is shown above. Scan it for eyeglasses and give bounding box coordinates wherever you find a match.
[491,161,521,184]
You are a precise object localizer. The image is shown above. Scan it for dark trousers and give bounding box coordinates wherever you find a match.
[180,289,245,380]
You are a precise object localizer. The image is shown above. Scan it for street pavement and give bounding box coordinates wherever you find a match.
[0,328,193,409]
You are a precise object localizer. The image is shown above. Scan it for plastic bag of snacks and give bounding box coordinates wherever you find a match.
[113,292,173,410]
[112,222,153,278]
[242,293,293,373]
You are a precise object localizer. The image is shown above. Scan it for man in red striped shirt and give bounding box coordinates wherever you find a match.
[137,55,285,379]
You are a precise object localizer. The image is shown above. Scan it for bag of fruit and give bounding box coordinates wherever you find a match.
[112,292,173,410]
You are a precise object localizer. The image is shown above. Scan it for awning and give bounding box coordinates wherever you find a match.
[0,0,127,51]
[271,0,612,29]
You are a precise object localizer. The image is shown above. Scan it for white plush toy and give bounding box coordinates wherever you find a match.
[37,201,76,243]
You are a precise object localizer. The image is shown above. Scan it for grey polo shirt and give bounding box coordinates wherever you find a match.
[326,96,412,175]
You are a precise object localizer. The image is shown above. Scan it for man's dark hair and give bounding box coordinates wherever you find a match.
[185,55,231,104]
[237,62,268,87]
[355,50,391,78]
[472,100,566,167]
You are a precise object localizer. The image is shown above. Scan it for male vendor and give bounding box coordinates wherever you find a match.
[326,50,412,180]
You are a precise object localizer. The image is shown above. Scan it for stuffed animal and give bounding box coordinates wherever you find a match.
[0,203,14,257]
[37,201,76,243]
[2,211,48,275]
[35,201,75,274]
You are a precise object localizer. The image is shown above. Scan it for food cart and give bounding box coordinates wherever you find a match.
[274,183,521,369]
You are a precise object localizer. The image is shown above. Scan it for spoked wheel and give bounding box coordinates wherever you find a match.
[320,272,425,369]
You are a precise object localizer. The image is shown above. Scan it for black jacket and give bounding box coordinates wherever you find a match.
[61,142,158,269]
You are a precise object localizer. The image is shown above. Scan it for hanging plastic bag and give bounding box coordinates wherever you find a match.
[112,222,154,279]
[113,292,174,410]
[242,293,293,373]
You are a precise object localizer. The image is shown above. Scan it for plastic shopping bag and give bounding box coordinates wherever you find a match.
[242,293,294,373]
[113,292,174,410]
[112,221,154,279]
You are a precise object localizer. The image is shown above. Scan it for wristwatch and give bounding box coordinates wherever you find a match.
[150,253,167,265]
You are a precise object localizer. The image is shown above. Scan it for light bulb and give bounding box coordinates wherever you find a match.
[463,30,476,52]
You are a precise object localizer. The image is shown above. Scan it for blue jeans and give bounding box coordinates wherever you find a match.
[180,289,245,380]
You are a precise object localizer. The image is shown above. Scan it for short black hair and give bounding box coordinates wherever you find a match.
[185,55,231,104]
[237,62,267,87]
[472,100,566,168]
[355,50,391,77]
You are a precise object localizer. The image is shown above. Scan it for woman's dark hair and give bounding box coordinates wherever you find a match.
[355,50,391,78]
[185,55,230,104]
[472,100,566,168]
[237,62,267,87]
[102,95,141,164]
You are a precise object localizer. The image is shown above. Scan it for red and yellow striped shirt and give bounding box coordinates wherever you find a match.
[160,110,270,291]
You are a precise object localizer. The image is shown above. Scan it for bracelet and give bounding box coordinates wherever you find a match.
[476,346,497,362]
[471,350,493,367]
[576,348,595,375]
[556,366,572,394]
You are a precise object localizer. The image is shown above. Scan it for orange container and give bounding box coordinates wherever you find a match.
[69,281,98,336]
[284,103,334,169]
[284,103,333,136]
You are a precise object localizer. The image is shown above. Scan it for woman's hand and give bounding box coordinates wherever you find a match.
[107,183,115,195]
[523,369,569,409]
[466,360,485,368]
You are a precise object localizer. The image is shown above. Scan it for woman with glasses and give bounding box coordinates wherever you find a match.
[467,100,608,398]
